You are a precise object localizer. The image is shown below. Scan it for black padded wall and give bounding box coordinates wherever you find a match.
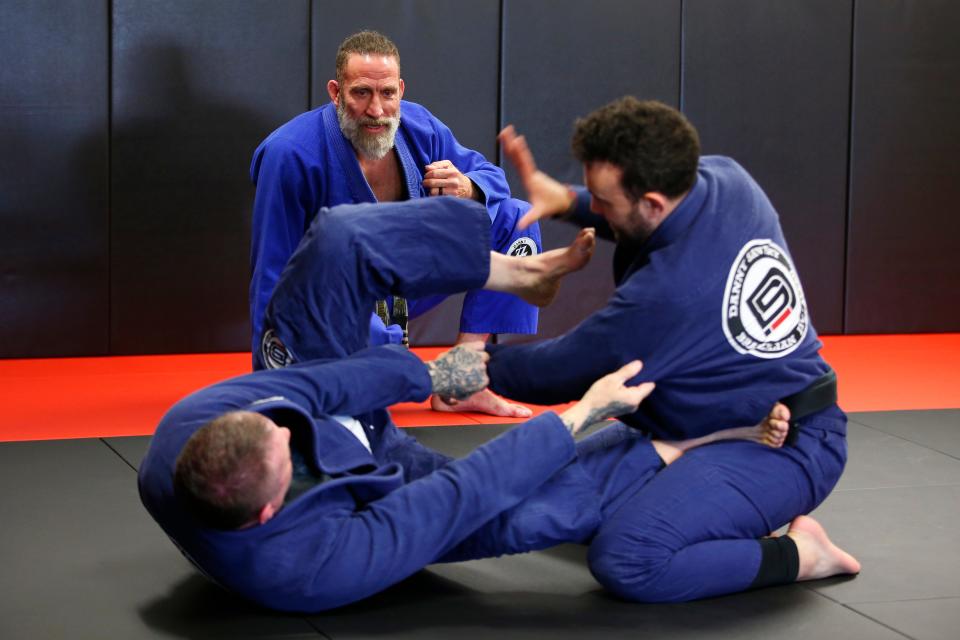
[682,0,852,334]
[500,0,682,340]
[0,1,109,358]
[311,0,501,160]
[3,1,960,360]
[846,0,960,333]
[110,0,308,354]
[311,0,502,346]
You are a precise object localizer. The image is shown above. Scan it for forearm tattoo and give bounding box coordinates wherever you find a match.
[427,347,488,400]
[584,401,635,426]
[564,400,635,436]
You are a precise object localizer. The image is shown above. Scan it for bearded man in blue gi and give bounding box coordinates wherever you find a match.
[140,196,788,612]
[249,29,537,418]
[493,97,861,603]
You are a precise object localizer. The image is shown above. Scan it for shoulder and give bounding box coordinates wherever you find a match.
[699,155,754,185]
[399,100,449,137]
[252,106,333,180]
[259,106,330,155]
[400,99,439,123]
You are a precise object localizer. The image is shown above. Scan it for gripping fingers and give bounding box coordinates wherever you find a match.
[630,381,656,403]
[612,360,645,382]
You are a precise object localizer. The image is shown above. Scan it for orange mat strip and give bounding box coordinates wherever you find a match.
[0,348,568,442]
[819,333,960,412]
[0,335,957,442]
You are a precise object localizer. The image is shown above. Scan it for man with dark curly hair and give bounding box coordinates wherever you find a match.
[493,97,859,603]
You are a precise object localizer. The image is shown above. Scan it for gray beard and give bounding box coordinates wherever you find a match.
[337,101,401,160]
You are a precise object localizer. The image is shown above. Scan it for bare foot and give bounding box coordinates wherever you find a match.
[652,440,684,465]
[431,388,533,418]
[787,515,861,581]
[761,402,791,447]
[651,403,792,467]
[734,402,789,448]
[515,228,596,306]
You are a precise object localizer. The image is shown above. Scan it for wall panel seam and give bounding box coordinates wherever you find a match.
[843,0,858,334]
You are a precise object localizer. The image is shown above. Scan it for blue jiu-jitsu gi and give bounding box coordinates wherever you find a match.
[249,100,540,361]
[485,156,848,602]
[139,198,656,612]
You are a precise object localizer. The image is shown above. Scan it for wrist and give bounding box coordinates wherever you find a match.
[559,402,592,436]
[468,177,483,203]
[425,361,439,392]
[563,184,578,214]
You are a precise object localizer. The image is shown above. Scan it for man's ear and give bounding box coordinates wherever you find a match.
[257,501,278,526]
[642,192,669,215]
[398,78,405,99]
[327,79,340,105]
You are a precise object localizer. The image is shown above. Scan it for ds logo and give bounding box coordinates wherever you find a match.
[722,239,808,359]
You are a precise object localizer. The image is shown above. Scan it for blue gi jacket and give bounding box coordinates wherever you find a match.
[138,346,579,612]
[249,100,536,354]
[488,156,836,440]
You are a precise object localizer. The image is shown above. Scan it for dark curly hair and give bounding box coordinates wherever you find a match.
[571,97,700,200]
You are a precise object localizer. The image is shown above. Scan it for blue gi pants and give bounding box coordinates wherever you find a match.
[260,197,848,602]
[258,197,491,368]
[404,197,542,332]
[585,413,846,602]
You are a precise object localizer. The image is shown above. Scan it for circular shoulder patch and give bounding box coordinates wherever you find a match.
[721,239,808,359]
[507,237,538,257]
[260,328,294,370]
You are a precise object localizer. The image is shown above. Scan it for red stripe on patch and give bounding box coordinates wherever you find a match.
[772,307,792,330]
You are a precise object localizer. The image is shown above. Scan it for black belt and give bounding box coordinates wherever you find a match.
[780,368,838,446]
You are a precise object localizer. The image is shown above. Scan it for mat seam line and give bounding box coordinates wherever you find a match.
[806,587,917,640]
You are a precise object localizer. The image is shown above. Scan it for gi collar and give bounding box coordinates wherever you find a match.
[245,396,375,475]
[641,168,708,256]
[322,101,423,203]
[616,170,708,283]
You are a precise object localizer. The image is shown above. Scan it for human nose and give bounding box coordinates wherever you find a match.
[366,94,384,118]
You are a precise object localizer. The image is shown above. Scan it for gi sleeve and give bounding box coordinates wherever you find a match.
[214,346,433,419]
[428,115,509,216]
[485,280,679,405]
[286,412,576,612]
[249,138,324,354]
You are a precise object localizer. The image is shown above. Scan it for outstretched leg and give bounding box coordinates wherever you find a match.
[485,228,596,307]
[653,402,790,465]
[258,198,593,369]
[260,199,494,367]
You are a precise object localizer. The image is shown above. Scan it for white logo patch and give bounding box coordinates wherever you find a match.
[722,239,808,359]
[507,237,538,257]
[260,329,294,369]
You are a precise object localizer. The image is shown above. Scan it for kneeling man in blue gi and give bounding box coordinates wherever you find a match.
[139,197,786,612]
[493,98,861,602]
[250,30,538,418]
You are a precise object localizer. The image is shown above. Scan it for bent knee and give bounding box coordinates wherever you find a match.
[306,208,364,253]
[587,532,699,603]
[588,532,678,603]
